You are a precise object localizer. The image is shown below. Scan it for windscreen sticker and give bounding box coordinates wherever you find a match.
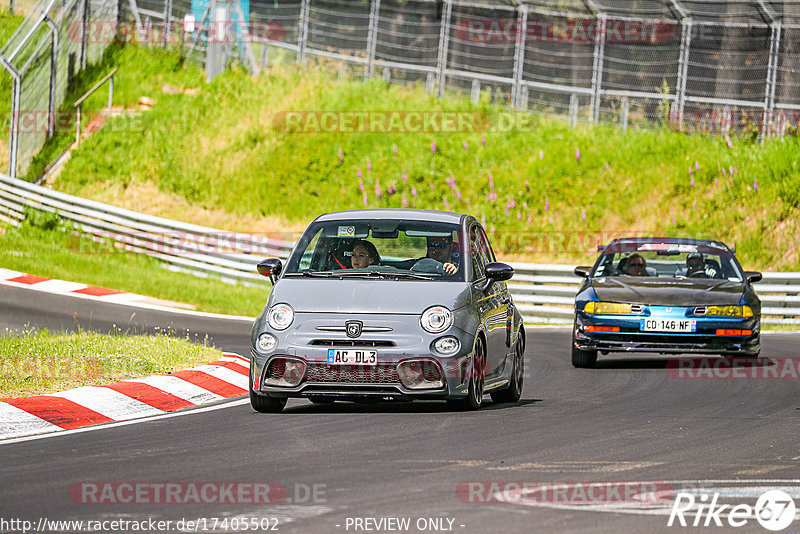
[337,225,356,237]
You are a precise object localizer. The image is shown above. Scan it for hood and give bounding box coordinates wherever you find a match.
[269,279,472,314]
[590,277,745,306]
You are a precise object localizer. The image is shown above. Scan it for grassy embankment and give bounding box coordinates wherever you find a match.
[0,328,222,398]
[46,48,800,272]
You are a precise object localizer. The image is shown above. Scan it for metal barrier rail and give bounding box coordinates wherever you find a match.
[1,173,798,325]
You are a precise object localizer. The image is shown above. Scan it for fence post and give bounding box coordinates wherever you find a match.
[80,0,89,69]
[1,58,20,178]
[761,21,781,140]
[45,16,58,137]
[511,4,527,109]
[470,79,479,103]
[435,0,451,97]
[365,0,380,80]
[589,13,606,124]
[675,17,691,131]
[297,0,309,63]
[163,0,173,46]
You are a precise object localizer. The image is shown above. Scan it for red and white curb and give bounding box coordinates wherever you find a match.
[0,353,251,440]
[0,268,253,321]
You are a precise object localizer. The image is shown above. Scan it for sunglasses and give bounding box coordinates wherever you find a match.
[630,262,645,267]
[428,242,450,249]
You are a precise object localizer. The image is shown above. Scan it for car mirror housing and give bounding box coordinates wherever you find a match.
[574,266,591,278]
[257,258,283,283]
[480,262,513,291]
[745,271,762,283]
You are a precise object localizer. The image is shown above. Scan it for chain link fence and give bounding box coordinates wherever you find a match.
[2,0,800,178]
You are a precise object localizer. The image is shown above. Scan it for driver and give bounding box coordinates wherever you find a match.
[686,252,705,277]
[419,235,458,275]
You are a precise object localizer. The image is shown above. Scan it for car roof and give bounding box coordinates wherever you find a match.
[313,209,468,225]
[607,236,732,252]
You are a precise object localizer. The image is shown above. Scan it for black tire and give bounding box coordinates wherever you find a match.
[448,336,486,411]
[491,331,525,404]
[249,371,287,413]
[571,343,597,368]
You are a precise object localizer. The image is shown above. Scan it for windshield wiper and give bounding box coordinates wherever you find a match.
[283,271,338,277]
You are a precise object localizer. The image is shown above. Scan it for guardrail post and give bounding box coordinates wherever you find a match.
[470,79,479,103]
[435,0,451,97]
[1,57,21,178]
[365,0,379,80]
[44,16,58,137]
[589,13,606,124]
[80,0,89,69]
[675,18,691,131]
[621,96,629,132]
[297,0,309,63]
[163,0,173,46]
[569,93,578,128]
[511,4,527,109]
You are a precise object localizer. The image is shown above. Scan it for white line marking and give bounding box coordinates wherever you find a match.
[49,387,164,420]
[124,375,224,404]
[0,398,250,445]
[34,279,87,292]
[0,402,62,439]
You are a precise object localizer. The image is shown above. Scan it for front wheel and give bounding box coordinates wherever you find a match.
[571,343,597,368]
[448,336,486,411]
[249,371,287,413]
[491,332,525,404]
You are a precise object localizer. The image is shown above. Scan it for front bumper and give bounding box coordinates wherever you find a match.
[250,314,477,401]
[573,308,760,356]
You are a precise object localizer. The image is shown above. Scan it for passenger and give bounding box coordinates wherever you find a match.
[624,253,648,276]
[351,240,380,269]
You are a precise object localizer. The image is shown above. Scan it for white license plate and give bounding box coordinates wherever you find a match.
[327,349,378,366]
[640,318,697,332]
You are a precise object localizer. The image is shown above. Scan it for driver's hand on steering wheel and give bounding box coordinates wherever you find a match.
[443,262,457,275]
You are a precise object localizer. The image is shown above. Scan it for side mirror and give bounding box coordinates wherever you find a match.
[257,258,283,284]
[574,266,591,278]
[745,271,762,283]
[480,262,513,291]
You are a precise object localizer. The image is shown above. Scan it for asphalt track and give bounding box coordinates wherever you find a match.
[1,284,800,534]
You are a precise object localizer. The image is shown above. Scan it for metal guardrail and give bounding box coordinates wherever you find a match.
[1,172,799,325]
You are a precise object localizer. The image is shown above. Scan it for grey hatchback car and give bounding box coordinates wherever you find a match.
[249,209,526,412]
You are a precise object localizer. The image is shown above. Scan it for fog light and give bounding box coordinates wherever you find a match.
[434,336,460,355]
[397,359,444,390]
[264,357,306,387]
[257,333,277,352]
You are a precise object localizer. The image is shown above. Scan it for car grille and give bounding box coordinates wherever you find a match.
[309,339,395,347]
[304,363,400,384]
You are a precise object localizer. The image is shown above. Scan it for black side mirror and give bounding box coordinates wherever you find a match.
[480,262,514,291]
[257,258,283,284]
[745,271,762,283]
[574,266,591,278]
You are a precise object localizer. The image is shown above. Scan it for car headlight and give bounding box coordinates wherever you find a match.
[433,336,460,355]
[268,303,294,330]
[705,305,753,317]
[584,301,632,314]
[420,306,453,333]
[257,333,277,352]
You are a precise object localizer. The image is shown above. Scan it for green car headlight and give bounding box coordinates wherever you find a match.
[584,302,632,314]
[705,305,753,317]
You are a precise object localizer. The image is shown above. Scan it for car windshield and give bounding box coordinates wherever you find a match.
[283,219,466,282]
[591,242,744,282]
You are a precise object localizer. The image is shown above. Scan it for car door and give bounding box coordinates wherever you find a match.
[469,224,508,377]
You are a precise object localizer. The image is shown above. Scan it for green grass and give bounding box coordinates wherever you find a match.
[0,328,223,398]
[0,221,269,316]
[45,47,800,271]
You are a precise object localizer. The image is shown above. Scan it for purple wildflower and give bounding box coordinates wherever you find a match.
[463,142,468,152]
[581,208,586,221]
[402,195,407,208]
[362,193,368,206]
[754,179,758,191]
[411,187,417,198]
[431,141,436,153]
[576,149,581,162]
[393,145,398,156]
[481,136,486,147]
[338,148,343,163]
[367,157,372,171]
[402,172,407,184]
